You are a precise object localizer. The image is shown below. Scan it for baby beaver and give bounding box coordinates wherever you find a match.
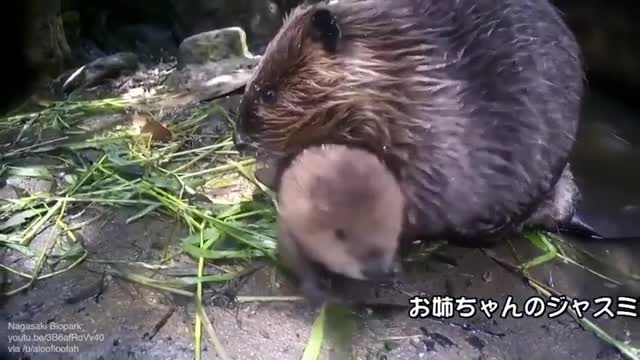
[277,144,405,301]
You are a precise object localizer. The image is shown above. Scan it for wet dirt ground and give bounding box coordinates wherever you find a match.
[1,89,639,360]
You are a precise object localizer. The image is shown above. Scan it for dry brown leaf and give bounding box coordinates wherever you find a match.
[131,112,173,142]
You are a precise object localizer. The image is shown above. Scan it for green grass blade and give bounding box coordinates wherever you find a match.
[302,304,327,360]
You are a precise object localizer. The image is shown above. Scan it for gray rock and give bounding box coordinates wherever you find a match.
[0,184,18,201]
[164,62,256,103]
[170,0,283,53]
[4,175,53,197]
[166,27,259,100]
[177,27,253,68]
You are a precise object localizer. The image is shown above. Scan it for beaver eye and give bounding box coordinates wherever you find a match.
[260,87,276,103]
[334,228,347,242]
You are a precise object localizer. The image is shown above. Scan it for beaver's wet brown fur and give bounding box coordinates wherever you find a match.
[234,0,585,298]
[236,0,583,238]
[277,144,405,300]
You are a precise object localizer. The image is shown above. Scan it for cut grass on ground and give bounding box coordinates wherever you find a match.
[1,93,637,360]
[0,94,278,359]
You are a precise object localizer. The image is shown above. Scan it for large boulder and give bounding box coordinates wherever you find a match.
[165,27,259,101]
[169,0,283,54]
[59,0,283,64]
[176,28,253,69]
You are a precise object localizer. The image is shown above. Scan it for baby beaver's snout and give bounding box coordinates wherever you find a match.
[358,247,401,281]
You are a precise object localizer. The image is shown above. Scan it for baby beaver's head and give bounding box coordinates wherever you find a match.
[277,144,405,287]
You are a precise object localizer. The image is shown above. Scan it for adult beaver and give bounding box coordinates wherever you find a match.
[235,0,584,238]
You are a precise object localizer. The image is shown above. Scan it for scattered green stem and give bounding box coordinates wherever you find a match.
[21,201,63,246]
[0,250,88,282]
[302,304,327,360]
[194,225,206,360]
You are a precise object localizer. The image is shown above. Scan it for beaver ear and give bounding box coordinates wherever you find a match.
[309,8,341,52]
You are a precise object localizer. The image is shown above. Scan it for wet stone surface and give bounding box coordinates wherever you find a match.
[1,186,639,360]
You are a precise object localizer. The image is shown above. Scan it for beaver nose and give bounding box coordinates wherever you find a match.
[233,131,251,153]
[361,256,399,281]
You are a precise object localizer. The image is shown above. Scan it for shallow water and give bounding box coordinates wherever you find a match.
[571,89,640,238]
[562,88,640,310]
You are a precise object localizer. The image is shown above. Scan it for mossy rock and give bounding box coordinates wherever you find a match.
[177,27,253,69]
